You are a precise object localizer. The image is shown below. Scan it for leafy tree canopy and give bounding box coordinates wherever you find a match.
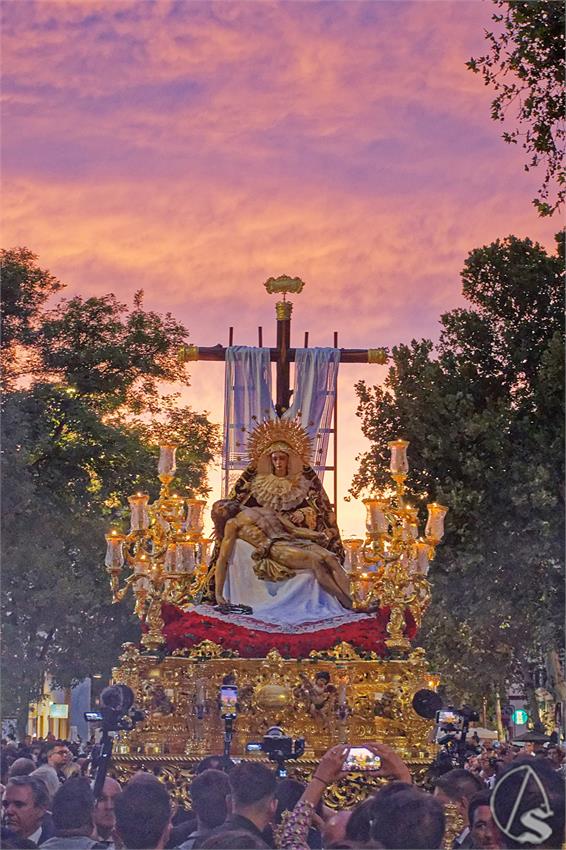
[467,1,565,216]
[1,248,221,732]
[352,234,565,708]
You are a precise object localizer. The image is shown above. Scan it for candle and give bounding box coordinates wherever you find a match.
[185,499,206,535]
[363,498,389,536]
[343,538,364,573]
[416,540,431,575]
[425,503,448,542]
[158,444,177,477]
[128,493,150,531]
[388,439,409,475]
[133,558,150,591]
[176,541,196,573]
[104,531,125,569]
[164,544,177,573]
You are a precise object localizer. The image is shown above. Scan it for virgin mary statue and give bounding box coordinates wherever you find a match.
[209,420,357,626]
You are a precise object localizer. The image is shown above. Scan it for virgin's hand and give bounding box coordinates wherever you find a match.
[288,510,304,525]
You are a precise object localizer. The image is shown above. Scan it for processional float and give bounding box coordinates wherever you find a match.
[105,276,448,807]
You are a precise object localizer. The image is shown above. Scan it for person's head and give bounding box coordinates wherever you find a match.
[315,672,331,688]
[44,741,69,770]
[346,783,414,844]
[270,451,289,477]
[115,779,172,849]
[490,759,565,849]
[2,776,50,839]
[211,500,241,539]
[434,768,484,826]
[322,810,351,846]
[93,776,122,840]
[30,745,42,765]
[51,777,95,836]
[190,769,231,830]
[469,791,499,849]
[480,751,497,776]
[7,758,36,779]
[228,762,277,829]
[547,744,565,767]
[200,830,269,849]
[370,788,445,849]
[195,755,235,774]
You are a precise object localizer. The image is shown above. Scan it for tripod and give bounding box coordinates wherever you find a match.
[223,716,234,759]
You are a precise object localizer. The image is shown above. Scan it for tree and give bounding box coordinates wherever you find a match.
[467,1,565,216]
[1,249,221,733]
[0,247,63,386]
[352,234,565,711]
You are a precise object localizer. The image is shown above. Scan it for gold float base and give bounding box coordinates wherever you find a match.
[112,641,438,765]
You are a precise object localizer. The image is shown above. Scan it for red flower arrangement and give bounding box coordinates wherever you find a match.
[160,604,417,659]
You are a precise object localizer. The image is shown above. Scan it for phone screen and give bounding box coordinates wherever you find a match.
[343,747,381,771]
[84,711,103,722]
[220,685,238,718]
[436,710,462,728]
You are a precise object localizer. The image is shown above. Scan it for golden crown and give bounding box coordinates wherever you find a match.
[247,419,313,466]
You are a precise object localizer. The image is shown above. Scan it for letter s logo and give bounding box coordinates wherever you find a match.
[517,808,553,845]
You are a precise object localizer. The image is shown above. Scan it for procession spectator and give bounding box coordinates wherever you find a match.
[8,760,36,779]
[490,758,565,849]
[269,779,322,849]
[114,779,172,849]
[369,789,445,849]
[178,769,231,849]
[468,791,500,849]
[478,753,498,789]
[434,768,483,848]
[92,777,121,845]
[215,762,277,846]
[40,777,104,849]
[31,744,67,804]
[1,776,54,846]
[345,781,415,845]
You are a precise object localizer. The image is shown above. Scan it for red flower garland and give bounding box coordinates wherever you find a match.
[160,604,417,659]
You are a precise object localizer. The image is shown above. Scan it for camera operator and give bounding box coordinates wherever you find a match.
[478,752,498,789]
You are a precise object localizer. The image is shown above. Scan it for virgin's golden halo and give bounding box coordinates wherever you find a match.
[247,419,313,466]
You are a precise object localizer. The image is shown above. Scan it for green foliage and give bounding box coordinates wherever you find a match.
[1,247,64,386]
[467,1,565,216]
[1,248,221,732]
[352,234,565,707]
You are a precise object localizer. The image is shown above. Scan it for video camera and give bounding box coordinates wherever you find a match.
[412,689,479,772]
[84,683,145,733]
[84,684,144,799]
[246,726,305,778]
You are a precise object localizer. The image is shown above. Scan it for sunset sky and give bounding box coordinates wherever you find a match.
[2,0,556,536]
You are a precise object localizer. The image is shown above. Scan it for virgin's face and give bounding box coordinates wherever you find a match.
[271,451,289,477]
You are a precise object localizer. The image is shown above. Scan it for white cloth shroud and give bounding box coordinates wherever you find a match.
[222,345,340,489]
[221,540,365,627]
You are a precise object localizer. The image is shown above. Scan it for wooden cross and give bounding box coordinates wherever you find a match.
[180,275,387,415]
[179,276,387,511]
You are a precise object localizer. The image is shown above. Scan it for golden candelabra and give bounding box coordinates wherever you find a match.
[344,439,447,652]
[104,445,211,651]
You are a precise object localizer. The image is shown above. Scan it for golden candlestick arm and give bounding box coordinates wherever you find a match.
[349,439,447,653]
[104,445,211,650]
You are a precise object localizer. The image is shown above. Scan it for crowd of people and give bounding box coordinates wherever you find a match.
[1,734,564,850]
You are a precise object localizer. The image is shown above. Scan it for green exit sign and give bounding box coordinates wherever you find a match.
[512,708,529,725]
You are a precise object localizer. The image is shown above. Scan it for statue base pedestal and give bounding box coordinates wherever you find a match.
[111,638,437,780]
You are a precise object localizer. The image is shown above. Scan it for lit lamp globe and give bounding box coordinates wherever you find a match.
[255,681,292,710]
